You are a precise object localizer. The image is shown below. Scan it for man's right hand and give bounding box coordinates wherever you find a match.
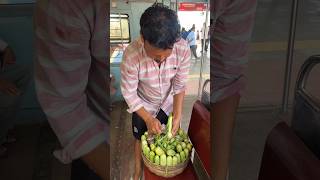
[145,116,162,135]
[135,107,162,135]
[0,79,21,96]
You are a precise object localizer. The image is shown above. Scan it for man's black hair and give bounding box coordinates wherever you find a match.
[140,3,181,49]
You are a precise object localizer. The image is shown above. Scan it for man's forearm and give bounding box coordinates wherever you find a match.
[135,107,153,123]
[173,91,185,118]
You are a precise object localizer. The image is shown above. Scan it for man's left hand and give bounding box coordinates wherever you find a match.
[172,115,181,136]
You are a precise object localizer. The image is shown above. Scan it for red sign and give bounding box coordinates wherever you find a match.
[178,2,208,11]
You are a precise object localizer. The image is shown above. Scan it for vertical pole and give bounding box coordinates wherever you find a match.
[176,0,178,12]
[282,0,299,113]
[197,2,209,98]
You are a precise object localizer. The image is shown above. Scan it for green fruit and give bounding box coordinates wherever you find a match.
[167,156,173,166]
[181,142,187,149]
[175,135,181,140]
[141,135,146,141]
[149,151,155,162]
[144,131,148,136]
[150,144,156,151]
[172,156,178,166]
[167,113,173,139]
[142,140,148,147]
[187,143,192,151]
[150,151,155,156]
[180,151,186,162]
[160,154,167,166]
[176,154,181,163]
[167,149,176,156]
[176,144,182,152]
[178,129,184,136]
[142,145,148,154]
[155,147,164,156]
[154,155,160,165]
[145,146,150,156]
[184,148,189,158]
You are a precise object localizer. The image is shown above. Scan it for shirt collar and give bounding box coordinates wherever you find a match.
[137,36,149,58]
[137,36,177,62]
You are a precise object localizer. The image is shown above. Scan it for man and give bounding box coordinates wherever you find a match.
[34,1,109,179]
[200,22,209,52]
[0,38,30,157]
[120,3,191,180]
[212,0,257,180]
[186,26,198,59]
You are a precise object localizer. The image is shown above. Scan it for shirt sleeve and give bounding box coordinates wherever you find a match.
[34,0,106,164]
[120,50,144,113]
[211,0,257,103]
[173,43,191,95]
[0,38,8,52]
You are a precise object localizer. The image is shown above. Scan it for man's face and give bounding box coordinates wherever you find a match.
[144,40,173,63]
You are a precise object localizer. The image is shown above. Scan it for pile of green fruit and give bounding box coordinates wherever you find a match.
[141,113,193,167]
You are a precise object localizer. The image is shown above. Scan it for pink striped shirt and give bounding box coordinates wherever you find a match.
[120,38,191,116]
[212,0,257,103]
[34,0,108,164]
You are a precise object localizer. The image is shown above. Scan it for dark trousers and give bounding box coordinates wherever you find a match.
[201,39,209,51]
[132,109,168,140]
[71,159,102,180]
[190,45,198,58]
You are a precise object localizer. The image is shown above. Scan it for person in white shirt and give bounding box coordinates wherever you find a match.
[200,22,209,52]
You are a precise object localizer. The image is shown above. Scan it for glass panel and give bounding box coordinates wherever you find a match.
[305,64,320,103]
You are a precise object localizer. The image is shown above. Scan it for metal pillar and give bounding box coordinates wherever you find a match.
[281,0,299,113]
[197,2,210,98]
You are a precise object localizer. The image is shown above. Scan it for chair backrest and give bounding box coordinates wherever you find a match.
[292,55,320,158]
[200,79,210,111]
[258,122,320,180]
[188,100,211,177]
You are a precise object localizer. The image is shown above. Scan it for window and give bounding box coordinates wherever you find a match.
[110,14,130,64]
[110,14,130,44]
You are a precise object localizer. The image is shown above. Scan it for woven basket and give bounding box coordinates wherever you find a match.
[142,151,190,178]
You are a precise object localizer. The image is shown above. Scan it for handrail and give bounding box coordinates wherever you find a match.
[281,0,300,113]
